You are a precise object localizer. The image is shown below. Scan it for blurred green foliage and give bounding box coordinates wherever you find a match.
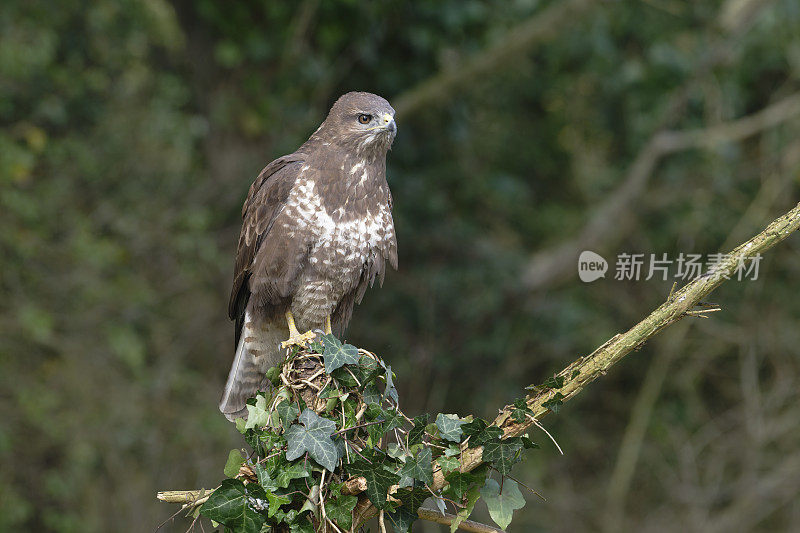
[1,0,799,531]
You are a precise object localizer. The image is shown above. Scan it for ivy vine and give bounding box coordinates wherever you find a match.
[198,335,542,532]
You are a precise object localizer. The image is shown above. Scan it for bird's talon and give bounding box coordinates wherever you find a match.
[281,330,318,348]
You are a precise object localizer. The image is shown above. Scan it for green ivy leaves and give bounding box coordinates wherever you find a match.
[321,334,360,373]
[285,409,338,471]
[346,449,400,509]
[542,392,565,413]
[272,462,310,489]
[480,478,526,530]
[325,494,358,530]
[462,418,503,446]
[511,398,534,423]
[388,485,429,532]
[223,449,246,478]
[444,467,486,500]
[276,400,300,429]
[200,479,267,533]
[199,336,549,533]
[436,413,465,442]
[244,395,270,430]
[482,439,523,475]
[408,413,429,445]
[399,447,433,485]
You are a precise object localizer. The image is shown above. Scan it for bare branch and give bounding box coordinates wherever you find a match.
[504,202,800,435]
[416,507,504,533]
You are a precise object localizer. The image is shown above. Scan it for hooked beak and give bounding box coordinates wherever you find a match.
[381,113,397,134]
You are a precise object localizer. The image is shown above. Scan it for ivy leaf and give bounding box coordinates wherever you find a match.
[265,491,292,518]
[331,367,358,388]
[480,478,525,530]
[200,478,266,533]
[387,443,408,462]
[511,398,533,423]
[289,516,315,533]
[255,432,284,472]
[472,426,503,447]
[387,485,428,533]
[435,494,447,515]
[436,413,465,442]
[299,484,321,517]
[317,383,339,399]
[520,436,539,449]
[309,339,325,354]
[274,462,310,489]
[444,467,487,500]
[244,395,270,430]
[399,446,433,485]
[364,405,404,443]
[378,407,404,432]
[387,506,416,532]
[274,508,297,524]
[444,444,461,457]
[321,334,360,373]
[460,418,488,438]
[408,414,429,446]
[285,409,338,472]
[437,455,460,475]
[460,418,502,445]
[542,392,565,413]
[265,365,280,385]
[383,364,398,404]
[398,473,414,489]
[325,494,358,531]
[254,464,279,492]
[482,439,523,475]
[223,449,246,478]
[450,484,481,532]
[276,400,300,429]
[356,354,380,384]
[541,375,565,389]
[360,352,381,369]
[346,449,400,509]
[362,383,381,404]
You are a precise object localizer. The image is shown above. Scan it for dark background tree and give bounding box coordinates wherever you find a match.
[2,0,799,531]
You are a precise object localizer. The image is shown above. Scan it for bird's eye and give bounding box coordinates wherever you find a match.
[357,114,371,124]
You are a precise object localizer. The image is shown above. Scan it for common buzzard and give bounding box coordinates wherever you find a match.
[219,92,398,420]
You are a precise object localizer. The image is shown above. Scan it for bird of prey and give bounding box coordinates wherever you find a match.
[219,92,398,420]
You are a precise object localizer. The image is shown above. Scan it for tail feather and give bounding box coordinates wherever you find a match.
[219,313,286,421]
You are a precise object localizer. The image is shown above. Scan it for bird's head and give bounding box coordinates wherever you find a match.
[317,92,396,159]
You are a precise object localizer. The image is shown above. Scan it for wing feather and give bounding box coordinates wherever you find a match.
[228,154,304,344]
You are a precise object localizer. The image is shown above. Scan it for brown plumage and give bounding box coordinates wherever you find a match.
[220,92,398,420]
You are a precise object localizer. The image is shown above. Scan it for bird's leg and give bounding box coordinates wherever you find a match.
[285,310,301,338]
[324,315,332,335]
[281,310,318,348]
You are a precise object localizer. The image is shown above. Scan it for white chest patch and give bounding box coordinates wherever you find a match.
[283,174,394,273]
[279,169,395,329]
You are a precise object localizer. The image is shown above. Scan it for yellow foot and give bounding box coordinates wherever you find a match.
[281,310,320,348]
[281,330,318,348]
